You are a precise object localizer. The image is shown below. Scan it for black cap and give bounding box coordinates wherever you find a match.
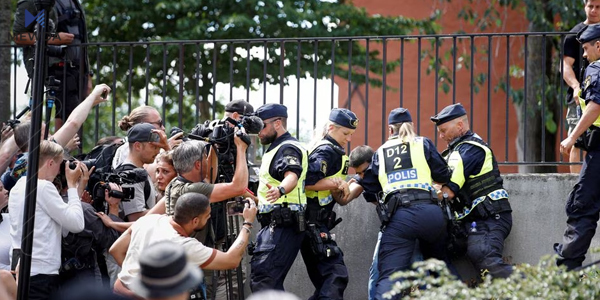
[255,103,288,120]
[127,123,160,143]
[430,103,467,126]
[388,108,412,124]
[225,100,254,115]
[130,242,203,299]
[577,24,600,44]
[329,108,359,129]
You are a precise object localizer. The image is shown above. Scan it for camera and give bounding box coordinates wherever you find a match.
[226,198,250,216]
[47,45,65,58]
[190,115,264,149]
[90,168,149,210]
[59,158,96,179]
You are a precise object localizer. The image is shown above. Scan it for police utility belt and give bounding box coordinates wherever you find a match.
[575,125,600,152]
[258,203,305,232]
[376,189,436,227]
[305,200,342,231]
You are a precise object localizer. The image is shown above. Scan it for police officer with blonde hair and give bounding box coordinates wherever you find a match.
[361,108,451,300]
[250,103,308,292]
[433,103,513,278]
[301,108,359,299]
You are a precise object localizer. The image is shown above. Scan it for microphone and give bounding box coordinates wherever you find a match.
[241,116,264,134]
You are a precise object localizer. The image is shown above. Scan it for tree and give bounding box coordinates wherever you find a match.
[444,0,585,173]
[80,0,441,149]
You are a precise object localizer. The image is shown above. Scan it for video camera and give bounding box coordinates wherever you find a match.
[91,169,149,203]
[188,115,264,149]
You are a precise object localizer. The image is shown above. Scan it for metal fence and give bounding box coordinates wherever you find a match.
[5,32,579,167]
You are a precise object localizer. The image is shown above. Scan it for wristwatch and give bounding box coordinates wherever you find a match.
[277,186,286,197]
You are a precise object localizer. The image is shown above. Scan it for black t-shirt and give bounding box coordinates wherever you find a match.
[564,22,589,104]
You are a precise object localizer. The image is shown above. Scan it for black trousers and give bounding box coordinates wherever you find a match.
[300,223,349,300]
[555,149,600,270]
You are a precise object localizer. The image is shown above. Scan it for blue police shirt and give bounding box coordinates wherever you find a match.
[444,131,488,195]
[581,61,600,106]
[361,136,451,202]
[305,135,345,186]
[265,132,304,181]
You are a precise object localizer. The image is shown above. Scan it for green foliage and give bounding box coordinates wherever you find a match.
[386,255,600,300]
[79,0,441,151]
[434,0,585,136]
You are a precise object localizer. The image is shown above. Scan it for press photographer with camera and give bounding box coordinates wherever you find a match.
[13,0,93,131]
[8,140,85,300]
[113,123,162,222]
[111,192,257,300]
[150,134,249,216]
[112,106,180,169]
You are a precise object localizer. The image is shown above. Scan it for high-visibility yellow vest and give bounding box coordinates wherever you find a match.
[377,136,433,201]
[306,140,349,206]
[257,140,308,213]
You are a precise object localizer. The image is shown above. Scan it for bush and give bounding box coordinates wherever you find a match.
[385,253,600,300]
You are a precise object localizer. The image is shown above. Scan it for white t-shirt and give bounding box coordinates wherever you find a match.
[9,178,84,275]
[112,142,129,170]
[118,214,216,288]
[0,213,11,270]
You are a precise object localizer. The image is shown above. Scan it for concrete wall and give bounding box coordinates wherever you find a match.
[277,174,600,299]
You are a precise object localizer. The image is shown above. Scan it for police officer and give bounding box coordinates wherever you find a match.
[300,108,358,300]
[361,108,451,300]
[555,24,600,271]
[432,103,513,278]
[250,103,308,292]
[13,0,92,130]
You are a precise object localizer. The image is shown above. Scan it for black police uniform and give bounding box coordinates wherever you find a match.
[555,24,600,270]
[432,103,513,279]
[250,104,307,292]
[300,108,358,300]
[362,108,451,300]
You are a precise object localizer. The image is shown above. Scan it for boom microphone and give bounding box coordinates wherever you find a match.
[241,116,264,134]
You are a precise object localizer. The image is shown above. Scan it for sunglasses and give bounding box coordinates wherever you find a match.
[148,119,164,128]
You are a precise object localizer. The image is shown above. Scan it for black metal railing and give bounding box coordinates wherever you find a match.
[3,32,580,167]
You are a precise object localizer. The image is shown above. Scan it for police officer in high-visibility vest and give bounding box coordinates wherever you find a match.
[361,108,451,300]
[250,103,309,292]
[555,24,600,271]
[300,108,359,300]
[432,103,513,278]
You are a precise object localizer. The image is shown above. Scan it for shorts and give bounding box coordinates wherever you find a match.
[566,101,581,136]
[48,66,83,120]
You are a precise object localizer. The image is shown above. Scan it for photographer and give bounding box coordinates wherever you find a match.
[115,123,161,222]
[150,135,248,215]
[112,105,179,169]
[59,180,124,287]
[111,192,257,300]
[8,140,85,300]
[13,0,93,131]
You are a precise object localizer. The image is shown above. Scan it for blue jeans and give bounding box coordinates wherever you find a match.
[368,232,424,300]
